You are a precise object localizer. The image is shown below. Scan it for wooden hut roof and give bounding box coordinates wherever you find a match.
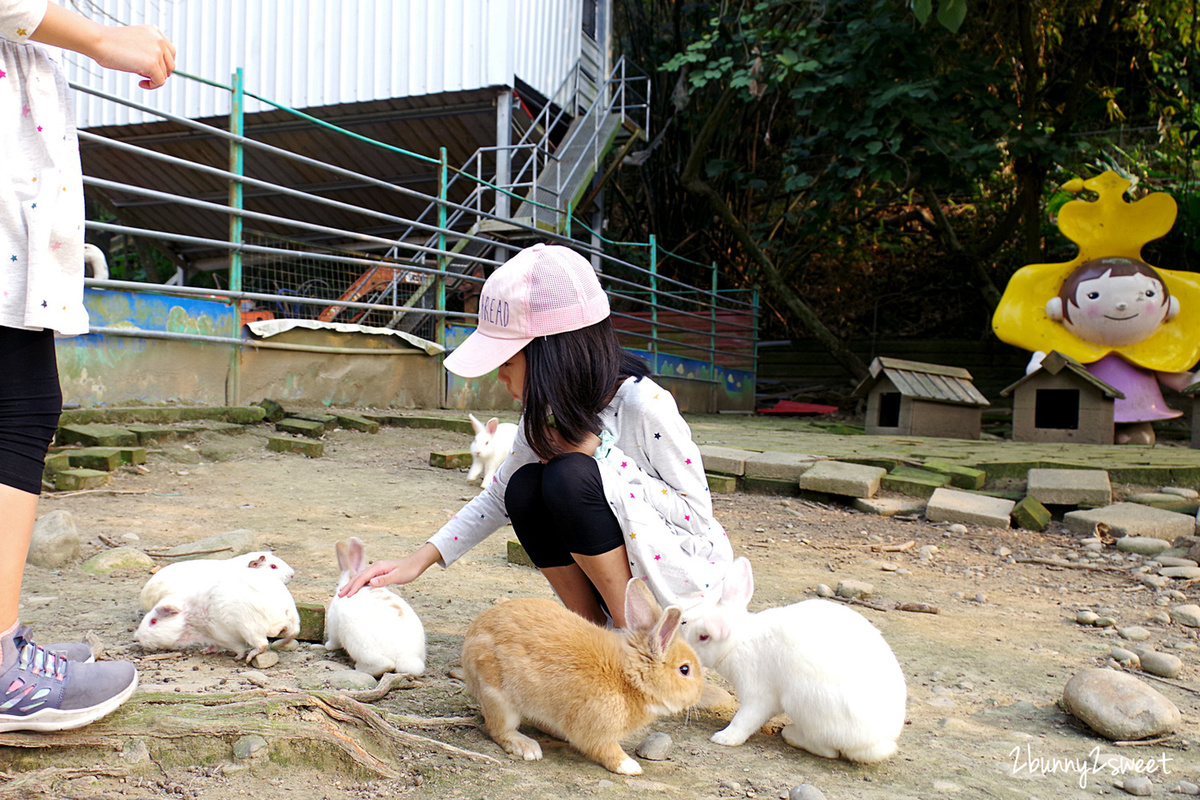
[999,350,1124,399]
[852,357,990,408]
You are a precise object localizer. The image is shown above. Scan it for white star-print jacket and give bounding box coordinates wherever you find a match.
[0,0,89,336]
[428,375,734,605]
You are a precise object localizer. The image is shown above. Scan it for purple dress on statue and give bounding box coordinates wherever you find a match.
[1086,354,1182,423]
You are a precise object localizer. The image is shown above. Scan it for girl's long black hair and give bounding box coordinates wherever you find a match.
[521,317,650,462]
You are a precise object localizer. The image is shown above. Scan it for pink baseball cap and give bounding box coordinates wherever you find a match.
[444,243,611,378]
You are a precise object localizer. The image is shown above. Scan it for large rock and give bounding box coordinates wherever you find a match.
[158,529,258,561]
[81,547,155,574]
[1062,668,1181,741]
[27,509,81,568]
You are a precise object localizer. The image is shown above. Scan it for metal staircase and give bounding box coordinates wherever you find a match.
[320,56,649,335]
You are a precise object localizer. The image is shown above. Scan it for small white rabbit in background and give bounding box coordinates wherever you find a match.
[467,413,517,488]
[681,557,906,763]
[324,537,426,678]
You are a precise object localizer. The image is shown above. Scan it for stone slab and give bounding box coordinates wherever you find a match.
[922,460,987,490]
[852,496,927,517]
[65,447,122,472]
[743,452,821,481]
[54,468,111,491]
[58,406,265,425]
[1027,468,1112,507]
[123,424,186,444]
[881,474,947,499]
[296,602,325,642]
[1127,493,1200,515]
[333,414,382,434]
[1063,503,1196,541]
[925,488,1015,529]
[798,460,886,498]
[1011,495,1051,531]
[430,449,473,469]
[55,424,138,448]
[706,473,738,494]
[364,415,473,434]
[267,436,324,458]
[741,476,800,496]
[275,418,326,439]
[507,540,536,568]
[697,445,759,477]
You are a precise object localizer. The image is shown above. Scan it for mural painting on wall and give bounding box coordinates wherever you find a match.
[992,171,1200,445]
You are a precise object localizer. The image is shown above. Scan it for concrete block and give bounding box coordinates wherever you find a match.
[55,424,138,448]
[258,398,287,423]
[333,414,382,434]
[743,452,821,481]
[507,540,535,568]
[58,406,265,425]
[124,424,185,444]
[881,473,947,498]
[364,415,473,434]
[1126,493,1200,515]
[43,452,70,479]
[741,476,800,496]
[706,473,738,494]
[852,496,927,517]
[922,459,987,490]
[697,445,758,476]
[1064,503,1195,541]
[54,468,111,491]
[292,412,338,432]
[430,449,473,469]
[925,488,1015,529]
[267,436,324,458]
[296,602,325,642]
[797,460,886,498]
[65,447,122,472]
[1012,495,1052,531]
[1027,468,1112,507]
[275,418,326,439]
[117,446,147,466]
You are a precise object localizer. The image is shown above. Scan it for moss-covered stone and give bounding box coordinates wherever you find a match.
[54,468,112,491]
[1012,495,1052,531]
[333,414,382,434]
[267,436,324,457]
[430,449,472,469]
[296,603,326,642]
[275,418,326,439]
[706,473,739,494]
[507,540,536,568]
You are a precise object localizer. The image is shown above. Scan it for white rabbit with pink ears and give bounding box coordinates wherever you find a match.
[681,557,906,763]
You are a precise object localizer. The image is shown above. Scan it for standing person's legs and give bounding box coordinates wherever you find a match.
[506,454,632,627]
[0,327,139,732]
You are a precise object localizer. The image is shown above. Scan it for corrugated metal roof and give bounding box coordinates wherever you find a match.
[64,0,592,127]
[853,357,990,407]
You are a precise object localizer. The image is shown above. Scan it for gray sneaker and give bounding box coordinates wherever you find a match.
[0,635,137,732]
[12,626,93,663]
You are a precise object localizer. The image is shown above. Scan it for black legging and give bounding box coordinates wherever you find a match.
[0,327,63,495]
[505,452,625,569]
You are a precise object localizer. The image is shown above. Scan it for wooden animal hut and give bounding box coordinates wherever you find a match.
[853,357,990,440]
[1000,351,1122,445]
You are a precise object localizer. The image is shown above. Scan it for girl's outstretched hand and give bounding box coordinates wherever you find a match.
[338,542,442,597]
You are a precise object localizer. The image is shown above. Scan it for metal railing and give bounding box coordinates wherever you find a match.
[72,64,757,394]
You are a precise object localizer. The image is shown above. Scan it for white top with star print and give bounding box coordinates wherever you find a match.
[0,0,89,335]
[427,375,734,605]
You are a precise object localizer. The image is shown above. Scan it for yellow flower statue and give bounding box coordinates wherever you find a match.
[992,171,1200,443]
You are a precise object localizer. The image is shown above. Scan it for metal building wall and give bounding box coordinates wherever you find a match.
[65,0,586,127]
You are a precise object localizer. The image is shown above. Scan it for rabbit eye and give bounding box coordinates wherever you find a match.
[149,618,157,626]
[270,564,278,569]
[698,634,710,642]
[679,664,691,676]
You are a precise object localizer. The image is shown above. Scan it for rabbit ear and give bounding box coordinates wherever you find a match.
[719,558,754,607]
[347,537,365,572]
[486,417,500,435]
[469,413,484,433]
[335,540,350,572]
[153,604,181,619]
[650,606,683,656]
[248,555,266,568]
[624,578,663,633]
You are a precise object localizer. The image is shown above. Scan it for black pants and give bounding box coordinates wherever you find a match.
[0,327,62,495]
[505,452,625,569]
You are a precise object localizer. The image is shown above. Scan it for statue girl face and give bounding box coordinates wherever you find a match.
[1046,257,1179,348]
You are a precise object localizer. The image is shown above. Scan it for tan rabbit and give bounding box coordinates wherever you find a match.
[461,578,703,775]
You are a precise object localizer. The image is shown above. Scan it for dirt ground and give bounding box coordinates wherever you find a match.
[3,420,1199,800]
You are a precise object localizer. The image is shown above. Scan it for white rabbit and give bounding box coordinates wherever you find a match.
[134,569,300,661]
[324,537,426,678]
[466,413,517,488]
[139,550,295,611]
[680,557,906,763]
